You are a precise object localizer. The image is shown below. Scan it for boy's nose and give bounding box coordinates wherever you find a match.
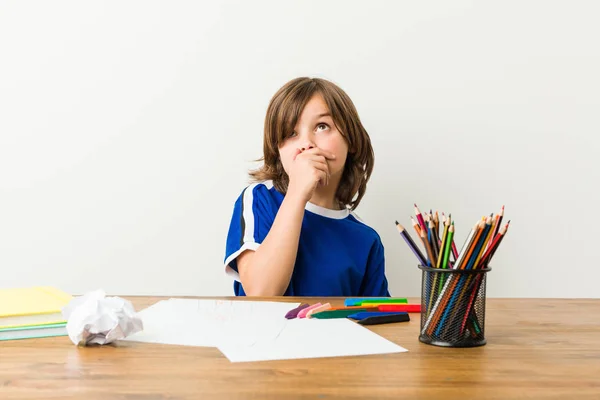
[299,135,316,152]
[300,143,315,152]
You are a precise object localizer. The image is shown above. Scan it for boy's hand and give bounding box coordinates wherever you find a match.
[286,148,336,203]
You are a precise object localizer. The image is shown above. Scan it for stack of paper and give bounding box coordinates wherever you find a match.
[123,299,408,362]
[0,287,72,341]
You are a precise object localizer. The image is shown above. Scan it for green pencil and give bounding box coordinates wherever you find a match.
[438,223,455,292]
[436,216,449,269]
[442,223,454,269]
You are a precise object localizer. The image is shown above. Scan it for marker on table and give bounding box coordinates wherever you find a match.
[345,298,408,307]
[297,303,322,319]
[347,311,409,321]
[328,305,378,312]
[377,304,421,313]
[357,313,410,325]
[357,299,410,305]
[306,303,332,318]
[285,303,310,319]
[310,308,370,319]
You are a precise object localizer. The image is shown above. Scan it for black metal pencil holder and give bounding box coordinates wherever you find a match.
[418,265,491,347]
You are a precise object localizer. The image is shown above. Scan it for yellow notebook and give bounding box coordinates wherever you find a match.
[0,287,73,329]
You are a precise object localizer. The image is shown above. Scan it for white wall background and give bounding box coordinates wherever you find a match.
[1,0,598,298]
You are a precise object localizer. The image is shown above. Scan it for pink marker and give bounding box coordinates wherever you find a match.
[306,303,332,318]
[297,303,322,319]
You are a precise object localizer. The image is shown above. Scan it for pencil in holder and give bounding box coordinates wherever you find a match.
[419,265,491,347]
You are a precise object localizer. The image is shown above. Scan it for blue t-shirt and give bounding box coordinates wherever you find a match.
[223,181,390,297]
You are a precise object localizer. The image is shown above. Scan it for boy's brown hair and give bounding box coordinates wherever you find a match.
[250,77,374,211]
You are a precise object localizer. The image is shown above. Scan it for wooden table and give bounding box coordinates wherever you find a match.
[1,297,599,400]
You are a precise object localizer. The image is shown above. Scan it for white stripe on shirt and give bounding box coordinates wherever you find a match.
[242,183,259,244]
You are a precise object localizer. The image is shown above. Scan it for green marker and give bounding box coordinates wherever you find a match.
[310,308,370,319]
[357,298,408,305]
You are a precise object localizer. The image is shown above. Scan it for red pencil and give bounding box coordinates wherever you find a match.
[479,220,510,268]
[490,206,504,244]
[414,203,428,233]
[460,220,511,334]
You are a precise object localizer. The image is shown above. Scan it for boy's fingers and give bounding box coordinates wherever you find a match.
[318,170,328,186]
[292,148,302,161]
[301,147,336,160]
[311,161,329,173]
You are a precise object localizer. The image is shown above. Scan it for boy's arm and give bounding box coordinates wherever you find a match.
[236,193,305,296]
[235,147,335,296]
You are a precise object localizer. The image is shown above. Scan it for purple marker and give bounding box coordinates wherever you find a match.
[285,303,310,319]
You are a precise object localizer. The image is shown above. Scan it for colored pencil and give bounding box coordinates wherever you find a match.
[436,218,450,269]
[397,206,509,342]
[465,216,493,270]
[441,223,454,270]
[457,220,485,269]
[420,229,436,267]
[478,221,510,268]
[437,217,494,336]
[429,217,449,315]
[414,204,428,233]
[410,216,421,237]
[395,221,427,266]
[425,220,484,335]
[459,221,511,334]
[487,206,504,251]
[428,220,440,263]
[453,222,478,269]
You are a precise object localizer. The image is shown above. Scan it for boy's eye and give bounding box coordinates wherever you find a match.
[288,131,298,138]
[317,123,329,131]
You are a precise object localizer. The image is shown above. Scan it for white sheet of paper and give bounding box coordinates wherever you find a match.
[121,300,215,347]
[122,299,299,348]
[217,318,408,363]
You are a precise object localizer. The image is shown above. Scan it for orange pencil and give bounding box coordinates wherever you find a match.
[410,216,421,237]
[457,220,486,269]
[420,229,436,267]
[473,215,495,268]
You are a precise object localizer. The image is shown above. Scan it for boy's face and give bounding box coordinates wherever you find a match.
[278,94,349,185]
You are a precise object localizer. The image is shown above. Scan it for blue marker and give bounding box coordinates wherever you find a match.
[347,311,409,321]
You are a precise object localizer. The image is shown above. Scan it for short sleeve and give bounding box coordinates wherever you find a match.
[358,238,391,297]
[223,183,277,281]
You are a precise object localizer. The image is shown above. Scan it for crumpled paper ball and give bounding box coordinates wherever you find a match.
[62,289,143,346]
